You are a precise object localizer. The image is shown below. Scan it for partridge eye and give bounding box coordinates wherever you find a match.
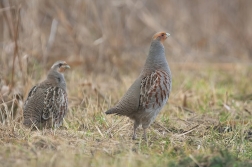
[59,63,63,67]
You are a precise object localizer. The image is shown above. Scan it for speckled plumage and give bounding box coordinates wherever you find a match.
[105,32,172,139]
[23,61,70,129]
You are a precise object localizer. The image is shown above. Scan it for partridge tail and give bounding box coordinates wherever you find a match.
[105,108,119,115]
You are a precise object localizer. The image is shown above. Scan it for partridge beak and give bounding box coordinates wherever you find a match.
[64,64,70,69]
[166,33,170,37]
[58,64,70,73]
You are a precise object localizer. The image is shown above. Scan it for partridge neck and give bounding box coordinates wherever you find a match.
[46,70,67,90]
[142,40,170,74]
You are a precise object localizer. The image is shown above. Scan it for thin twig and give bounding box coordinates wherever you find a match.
[95,125,104,137]
[244,108,252,115]
[175,124,200,137]
[10,5,22,88]
[44,18,58,65]
[1,0,14,39]
[189,154,202,167]
[176,105,195,113]
[153,121,171,133]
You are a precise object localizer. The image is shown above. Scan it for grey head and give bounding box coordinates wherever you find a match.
[46,61,70,90]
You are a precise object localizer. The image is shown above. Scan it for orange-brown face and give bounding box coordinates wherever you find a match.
[57,61,70,73]
[152,32,170,44]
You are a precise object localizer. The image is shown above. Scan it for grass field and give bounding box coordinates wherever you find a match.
[1,63,252,167]
[1,0,252,166]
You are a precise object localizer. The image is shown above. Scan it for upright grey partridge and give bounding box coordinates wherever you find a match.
[106,32,172,140]
[23,61,70,129]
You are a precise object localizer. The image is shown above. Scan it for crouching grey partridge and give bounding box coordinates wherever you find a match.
[106,32,172,140]
[23,61,70,129]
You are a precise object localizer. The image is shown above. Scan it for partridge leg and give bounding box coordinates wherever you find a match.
[143,128,147,140]
[132,121,140,140]
[142,121,151,140]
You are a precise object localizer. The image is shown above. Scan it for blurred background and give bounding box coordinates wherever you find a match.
[0,0,252,121]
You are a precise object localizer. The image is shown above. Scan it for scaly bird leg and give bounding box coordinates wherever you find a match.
[143,128,147,140]
[132,121,140,140]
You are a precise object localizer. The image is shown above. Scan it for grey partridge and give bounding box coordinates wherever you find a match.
[106,32,172,140]
[23,61,70,129]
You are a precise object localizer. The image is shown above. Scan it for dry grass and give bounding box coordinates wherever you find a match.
[1,0,252,166]
[1,63,252,166]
